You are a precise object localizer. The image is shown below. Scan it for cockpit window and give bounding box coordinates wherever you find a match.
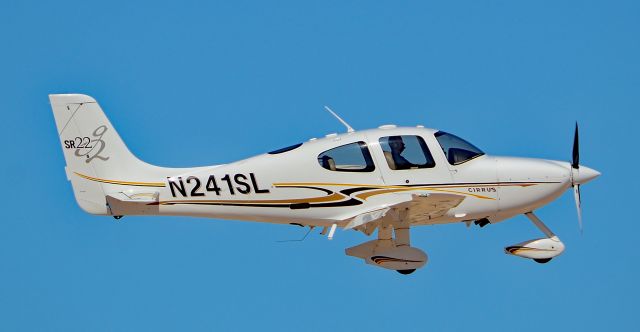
[268,143,303,154]
[434,131,484,165]
[379,135,435,170]
[318,141,375,172]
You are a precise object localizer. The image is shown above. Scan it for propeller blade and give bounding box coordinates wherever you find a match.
[572,122,580,169]
[573,184,583,233]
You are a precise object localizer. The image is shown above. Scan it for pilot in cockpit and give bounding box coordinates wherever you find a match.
[388,136,416,170]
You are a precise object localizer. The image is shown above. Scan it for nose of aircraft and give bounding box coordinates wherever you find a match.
[572,165,601,185]
[497,157,570,182]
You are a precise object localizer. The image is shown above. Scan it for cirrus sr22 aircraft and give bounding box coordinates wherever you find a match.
[51,94,600,274]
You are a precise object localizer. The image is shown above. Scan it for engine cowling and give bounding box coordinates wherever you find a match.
[505,236,565,260]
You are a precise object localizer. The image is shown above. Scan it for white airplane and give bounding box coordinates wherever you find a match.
[51,94,600,274]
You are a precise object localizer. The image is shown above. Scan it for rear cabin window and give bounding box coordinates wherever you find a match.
[317,141,375,172]
[379,135,436,170]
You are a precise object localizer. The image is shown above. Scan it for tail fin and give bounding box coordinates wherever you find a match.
[50,94,162,215]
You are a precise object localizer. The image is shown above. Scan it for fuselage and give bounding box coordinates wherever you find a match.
[110,125,594,228]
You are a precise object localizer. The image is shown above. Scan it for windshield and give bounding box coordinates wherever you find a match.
[434,131,484,165]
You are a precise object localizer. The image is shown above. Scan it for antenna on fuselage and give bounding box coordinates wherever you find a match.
[276,225,315,243]
[324,106,355,133]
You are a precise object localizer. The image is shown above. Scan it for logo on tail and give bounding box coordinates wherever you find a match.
[64,125,110,163]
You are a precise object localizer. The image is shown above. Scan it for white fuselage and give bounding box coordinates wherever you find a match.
[111,126,576,228]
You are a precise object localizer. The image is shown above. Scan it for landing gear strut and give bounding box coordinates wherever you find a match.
[345,208,428,274]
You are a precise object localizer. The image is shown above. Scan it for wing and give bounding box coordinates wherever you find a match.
[337,192,465,235]
[401,192,466,224]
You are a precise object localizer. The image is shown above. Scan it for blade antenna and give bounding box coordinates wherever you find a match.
[324,106,355,133]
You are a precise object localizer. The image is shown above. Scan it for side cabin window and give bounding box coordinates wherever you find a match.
[318,141,375,172]
[434,131,484,165]
[379,135,435,170]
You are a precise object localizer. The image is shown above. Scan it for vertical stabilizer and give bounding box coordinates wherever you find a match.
[50,94,160,215]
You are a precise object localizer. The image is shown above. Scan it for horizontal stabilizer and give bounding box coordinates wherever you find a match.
[106,192,160,216]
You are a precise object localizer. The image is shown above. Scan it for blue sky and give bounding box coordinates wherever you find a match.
[1,1,638,331]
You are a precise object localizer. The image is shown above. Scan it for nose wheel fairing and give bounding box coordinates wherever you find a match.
[504,212,566,262]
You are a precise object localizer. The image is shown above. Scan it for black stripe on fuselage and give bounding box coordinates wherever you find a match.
[158,198,362,209]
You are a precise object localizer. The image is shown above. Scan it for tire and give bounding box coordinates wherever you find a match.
[534,258,552,264]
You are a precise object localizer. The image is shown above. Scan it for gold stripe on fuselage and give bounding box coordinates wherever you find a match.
[273,182,543,189]
[73,174,551,206]
[273,181,549,201]
[74,172,166,187]
[354,187,495,200]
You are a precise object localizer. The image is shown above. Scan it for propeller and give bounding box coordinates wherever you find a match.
[570,122,583,233]
[572,122,579,169]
